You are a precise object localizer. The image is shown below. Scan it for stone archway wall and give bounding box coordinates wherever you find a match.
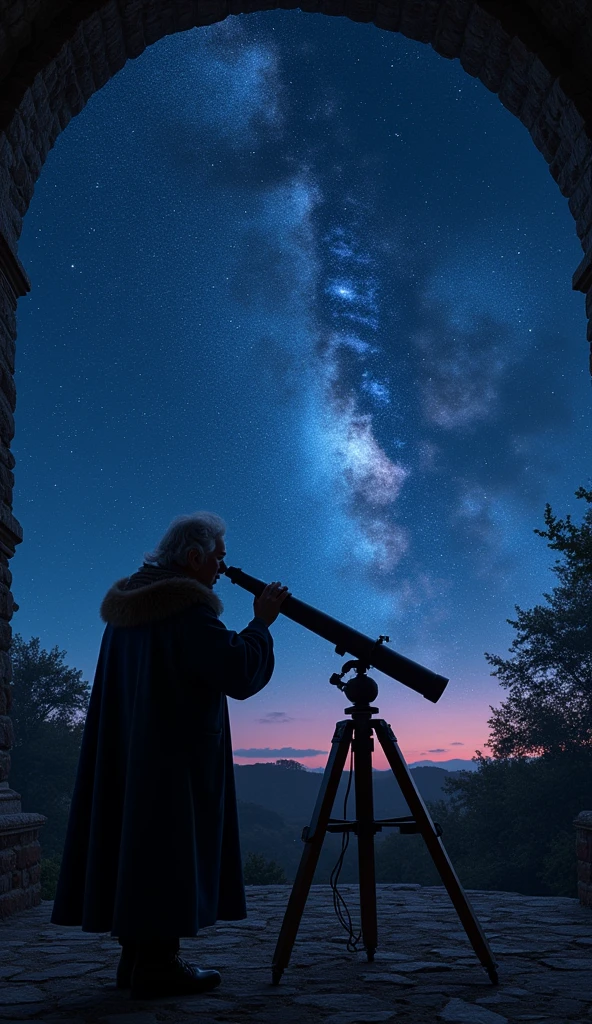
[1,0,592,916]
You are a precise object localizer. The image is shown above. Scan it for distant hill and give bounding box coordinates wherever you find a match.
[306,758,478,773]
[234,762,457,827]
[408,759,478,772]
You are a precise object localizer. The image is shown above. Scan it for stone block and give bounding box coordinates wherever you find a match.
[11,867,22,888]
[0,869,11,894]
[0,816,45,852]
[0,387,14,443]
[569,161,592,209]
[574,810,592,907]
[0,620,12,650]
[0,361,16,412]
[0,745,10,777]
[0,649,12,679]
[530,110,561,160]
[0,884,38,918]
[0,559,13,590]
[0,713,15,748]
[15,839,40,869]
[0,847,15,872]
[0,583,15,620]
[557,145,592,199]
[0,461,14,504]
[99,0,125,57]
[374,2,401,33]
[0,330,16,379]
[28,861,40,884]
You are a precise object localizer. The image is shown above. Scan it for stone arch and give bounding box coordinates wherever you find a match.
[1,0,592,915]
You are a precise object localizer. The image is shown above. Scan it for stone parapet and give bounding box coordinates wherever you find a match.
[0,235,33,921]
[574,810,592,908]
[0,810,46,919]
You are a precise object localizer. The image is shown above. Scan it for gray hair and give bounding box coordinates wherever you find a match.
[144,511,226,569]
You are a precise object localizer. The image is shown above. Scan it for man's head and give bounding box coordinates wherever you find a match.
[144,512,227,589]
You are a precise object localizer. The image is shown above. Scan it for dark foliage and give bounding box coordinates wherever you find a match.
[375,752,588,897]
[40,855,62,900]
[8,634,90,858]
[485,488,592,757]
[243,852,287,885]
[237,799,302,878]
[433,752,589,896]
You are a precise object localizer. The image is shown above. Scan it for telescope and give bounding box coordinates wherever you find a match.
[223,565,448,703]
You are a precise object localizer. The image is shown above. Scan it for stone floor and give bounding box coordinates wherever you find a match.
[0,885,591,1024]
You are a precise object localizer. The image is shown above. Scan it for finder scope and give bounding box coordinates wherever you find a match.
[223,565,449,703]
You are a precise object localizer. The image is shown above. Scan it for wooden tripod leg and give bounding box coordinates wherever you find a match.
[374,720,499,985]
[353,713,378,961]
[271,719,354,984]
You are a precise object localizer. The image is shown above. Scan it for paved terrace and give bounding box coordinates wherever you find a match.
[0,885,591,1024]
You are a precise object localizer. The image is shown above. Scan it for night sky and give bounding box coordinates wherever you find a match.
[13,11,592,768]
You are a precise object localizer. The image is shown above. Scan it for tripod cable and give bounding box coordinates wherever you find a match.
[329,746,362,952]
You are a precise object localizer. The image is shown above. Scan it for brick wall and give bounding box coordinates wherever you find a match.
[574,810,592,908]
[0,817,46,919]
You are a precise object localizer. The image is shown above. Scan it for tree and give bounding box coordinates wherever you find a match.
[485,488,592,757]
[9,634,90,742]
[8,634,90,859]
[430,752,590,897]
[274,759,306,770]
[242,852,287,884]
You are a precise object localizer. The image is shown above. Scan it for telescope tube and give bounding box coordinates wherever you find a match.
[223,565,449,703]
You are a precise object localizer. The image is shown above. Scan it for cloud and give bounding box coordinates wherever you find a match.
[257,712,294,724]
[233,747,328,758]
[148,22,289,194]
[229,177,320,313]
[185,21,282,145]
[327,280,377,315]
[414,316,509,431]
[326,227,372,265]
[427,748,448,753]
[361,373,390,404]
[323,399,408,506]
[356,517,409,573]
[450,742,464,746]
[327,333,378,356]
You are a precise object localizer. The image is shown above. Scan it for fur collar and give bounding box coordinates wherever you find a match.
[100,575,223,627]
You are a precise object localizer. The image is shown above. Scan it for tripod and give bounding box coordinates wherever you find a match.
[271,652,499,986]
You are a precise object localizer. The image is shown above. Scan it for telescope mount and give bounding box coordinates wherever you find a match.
[271,640,499,987]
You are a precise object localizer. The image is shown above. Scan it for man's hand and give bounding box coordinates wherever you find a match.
[253,582,291,626]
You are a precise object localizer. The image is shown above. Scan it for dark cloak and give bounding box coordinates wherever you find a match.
[50,567,274,938]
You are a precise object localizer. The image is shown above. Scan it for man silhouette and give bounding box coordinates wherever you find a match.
[51,512,289,999]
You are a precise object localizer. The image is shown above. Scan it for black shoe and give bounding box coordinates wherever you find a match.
[116,944,137,989]
[130,954,221,1000]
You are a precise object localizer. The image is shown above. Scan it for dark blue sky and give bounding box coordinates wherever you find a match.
[12,12,592,765]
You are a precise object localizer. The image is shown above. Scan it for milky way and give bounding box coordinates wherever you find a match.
[13,12,592,766]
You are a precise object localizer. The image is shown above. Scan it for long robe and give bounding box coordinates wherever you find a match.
[50,570,274,938]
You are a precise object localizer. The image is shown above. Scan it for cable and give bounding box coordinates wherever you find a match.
[329,746,362,952]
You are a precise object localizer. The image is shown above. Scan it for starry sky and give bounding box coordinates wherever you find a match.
[12,11,592,769]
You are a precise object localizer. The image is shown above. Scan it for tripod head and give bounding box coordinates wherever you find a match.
[329,636,390,707]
